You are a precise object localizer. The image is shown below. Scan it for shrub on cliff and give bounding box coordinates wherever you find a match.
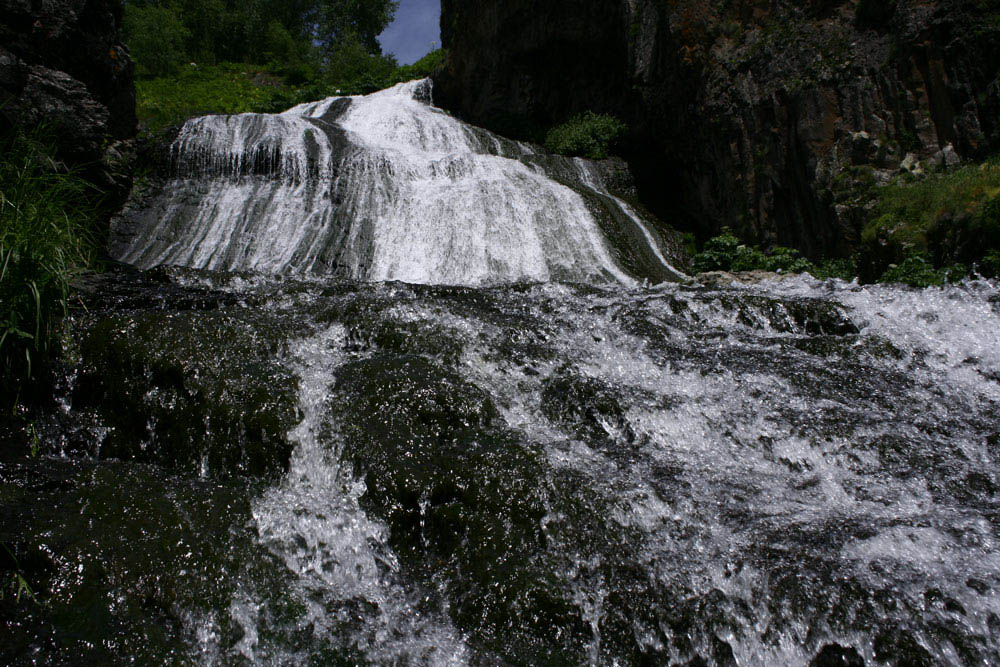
[0,129,97,400]
[544,113,628,160]
[860,160,1000,279]
[692,229,814,274]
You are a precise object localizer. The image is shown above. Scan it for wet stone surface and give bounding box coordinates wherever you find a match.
[3,268,1000,665]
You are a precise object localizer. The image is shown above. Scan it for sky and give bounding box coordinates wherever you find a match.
[377,0,441,65]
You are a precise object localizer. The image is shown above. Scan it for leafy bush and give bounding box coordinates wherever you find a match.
[392,49,445,84]
[878,256,944,287]
[812,257,859,281]
[544,112,629,159]
[762,246,814,273]
[1,129,97,398]
[324,32,398,92]
[978,249,1000,278]
[692,229,816,274]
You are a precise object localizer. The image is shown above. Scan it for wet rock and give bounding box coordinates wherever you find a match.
[0,456,324,665]
[811,644,865,666]
[332,355,592,660]
[874,628,937,666]
[332,354,668,663]
[69,307,298,479]
[542,372,636,446]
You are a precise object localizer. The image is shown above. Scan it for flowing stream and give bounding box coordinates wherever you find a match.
[2,81,1000,666]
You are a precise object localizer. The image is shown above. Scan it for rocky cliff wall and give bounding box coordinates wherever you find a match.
[0,0,136,200]
[436,0,1000,257]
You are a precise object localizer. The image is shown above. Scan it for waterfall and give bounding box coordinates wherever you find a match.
[12,75,1000,667]
[112,79,680,286]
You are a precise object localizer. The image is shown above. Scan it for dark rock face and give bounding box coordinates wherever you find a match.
[436,0,1000,257]
[0,0,136,199]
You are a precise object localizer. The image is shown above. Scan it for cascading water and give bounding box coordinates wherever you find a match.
[4,81,1000,666]
[111,79,681,286]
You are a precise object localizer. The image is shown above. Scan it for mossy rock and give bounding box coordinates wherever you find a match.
[332,354,665,662]
[541,371,636,447]
[0,458,321,664]
[70,309,299,479]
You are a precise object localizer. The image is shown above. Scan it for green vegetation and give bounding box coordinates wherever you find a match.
[136,50,446,133]
[124,1,453,133]
[544,112,629,160]
[690,226,970,287]
[878,256,967,288]
[692,229,813,274]
[137,64,308,132]
[1,544,35,604]
[124,0,399,76]
[0,129,98,400]
[691,156,1000,288]
[861,159,1000,280]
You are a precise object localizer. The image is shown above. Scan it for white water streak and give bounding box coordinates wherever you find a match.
[117,80,647,286]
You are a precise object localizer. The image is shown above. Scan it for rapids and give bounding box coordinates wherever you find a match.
[2,81,1000,666]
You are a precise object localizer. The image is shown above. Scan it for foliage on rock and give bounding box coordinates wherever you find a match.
[544,112,628,159]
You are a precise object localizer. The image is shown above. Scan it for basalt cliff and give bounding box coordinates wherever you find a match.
[435,0,1000,258]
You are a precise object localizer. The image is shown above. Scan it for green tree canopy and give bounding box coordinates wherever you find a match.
[122,0,399,77]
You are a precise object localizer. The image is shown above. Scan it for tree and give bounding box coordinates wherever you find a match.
[123,4,190,77]
[122,0,399,79]
[314,0,399,55]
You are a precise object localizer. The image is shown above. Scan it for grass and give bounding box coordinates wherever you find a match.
[862,160,1000,252]
[860,159,1000,280]
[1,543,36,604]
[136,63,314,133]
[0,128,97,400]
[137,52,447,135]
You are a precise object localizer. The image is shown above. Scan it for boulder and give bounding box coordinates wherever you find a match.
[0,0,136,202]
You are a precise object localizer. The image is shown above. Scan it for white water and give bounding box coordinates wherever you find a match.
[249,324,469,664]
[81,78,1000,666]
[114,80,668,286]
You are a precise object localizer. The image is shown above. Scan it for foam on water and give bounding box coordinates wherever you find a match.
[24,266,1000,665]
